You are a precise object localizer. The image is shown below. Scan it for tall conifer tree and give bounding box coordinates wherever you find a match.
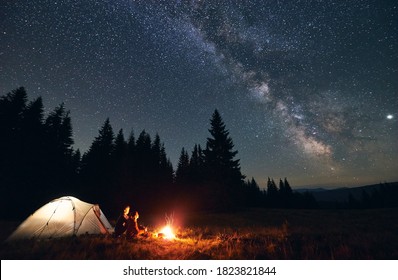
[204,110,243,183]
[203,109,244,210]
[80,118,115,205]
[176,148,190,185]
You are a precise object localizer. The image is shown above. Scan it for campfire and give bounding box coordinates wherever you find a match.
[157,225,175,240]
[155,213,176,240]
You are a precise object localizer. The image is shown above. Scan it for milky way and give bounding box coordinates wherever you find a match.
[1,0,397,187]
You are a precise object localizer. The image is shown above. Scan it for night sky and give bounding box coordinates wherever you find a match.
[1,0,397,188]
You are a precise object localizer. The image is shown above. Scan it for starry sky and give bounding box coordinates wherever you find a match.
[1,0,397,188]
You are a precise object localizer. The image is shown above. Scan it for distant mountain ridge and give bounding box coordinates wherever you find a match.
[294,182,398,203]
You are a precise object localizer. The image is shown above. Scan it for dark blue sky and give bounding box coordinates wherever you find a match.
[1,0,397,188]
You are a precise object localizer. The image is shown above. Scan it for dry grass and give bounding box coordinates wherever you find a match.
[1,208,397,259]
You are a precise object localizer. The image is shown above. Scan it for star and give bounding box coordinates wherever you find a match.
[1,0,397,188]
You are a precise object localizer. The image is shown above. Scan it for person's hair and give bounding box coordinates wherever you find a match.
[129,210,139,217]
[123,205,130,211]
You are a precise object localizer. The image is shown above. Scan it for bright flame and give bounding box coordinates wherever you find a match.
[159,225,175,240]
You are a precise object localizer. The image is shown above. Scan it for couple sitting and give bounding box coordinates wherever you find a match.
[113,205,147,238]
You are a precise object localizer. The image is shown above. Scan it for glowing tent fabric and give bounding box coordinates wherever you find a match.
[7,196,113,240]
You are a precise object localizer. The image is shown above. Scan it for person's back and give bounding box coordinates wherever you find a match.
[114,205,130,237]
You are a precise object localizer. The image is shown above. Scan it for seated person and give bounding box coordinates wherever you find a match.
[113,205,130,237]
[126,211,147,238]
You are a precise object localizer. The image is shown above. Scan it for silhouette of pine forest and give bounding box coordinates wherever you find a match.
[2,87,386,221]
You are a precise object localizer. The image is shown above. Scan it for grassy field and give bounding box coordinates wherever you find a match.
[1,208,397,259]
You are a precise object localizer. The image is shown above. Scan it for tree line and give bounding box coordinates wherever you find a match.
[1,87,317,220]
[347,182,398,209]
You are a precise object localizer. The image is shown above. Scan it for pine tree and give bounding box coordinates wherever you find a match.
[83,118,115,165]
[151,134,162,175]
[159,145,174,185]
[189,144,205,183]
[71,149,81,174]
[113,129,128,171]
[127,129,136,155]
[279,177,293,207]
[0,88,30,218]
[134,130,152,184]
[244,177,263,207]
[152,133,174,185]
[0,88,79,218]
[114,129,127,154]
[21,97,45,170]
[23,97,44,131]
[111,128,132,213]
[176,148,190,185]
[0,87,28,133]
[266,177,279,207]
[80,118,115,204]
[279,178,285,194]
[0,87,28,175]
[284,178,293,195]
[126,129,137,184]
[45,104,74,153]
[203,109,245,210]
[204,109,244,183]
[43,103,75,199]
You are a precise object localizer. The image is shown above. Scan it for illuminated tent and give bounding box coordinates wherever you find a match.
[7,196,113,241]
